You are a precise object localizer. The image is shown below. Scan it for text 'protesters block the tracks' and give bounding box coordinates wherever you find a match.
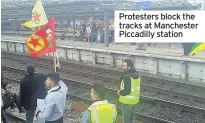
[114,11,205,43]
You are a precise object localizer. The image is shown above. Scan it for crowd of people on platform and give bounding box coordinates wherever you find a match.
[62,23,192,56]
[78,22,114,44]
[61,22,114,44]
[1,59,141,123]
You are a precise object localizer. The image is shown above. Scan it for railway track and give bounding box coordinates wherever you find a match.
[2,65,205,123]
[3,76,172,123]
[2,52,205,109]
[2,52,122,80]
[5,111,26,123]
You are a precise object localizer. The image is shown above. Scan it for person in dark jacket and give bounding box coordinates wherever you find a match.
[1,72,9,123]
[36,74,47,100]
[2,83,23,113]
[36,73,47,123]
[1,97,9,123]
[91,23,98,43]
[117,59,140,123]
[1,72,24,113]
[1,72,8,90]
[83,22,86,34]
[20,64,38,123]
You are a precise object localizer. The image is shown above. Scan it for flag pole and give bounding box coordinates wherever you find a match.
[53,52,57,72]
[40,0,56,71]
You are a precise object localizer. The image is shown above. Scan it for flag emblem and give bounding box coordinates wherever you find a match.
[26,35,45,52]
[32,11,41,24]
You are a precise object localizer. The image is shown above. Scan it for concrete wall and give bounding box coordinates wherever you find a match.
[1,40,205,85]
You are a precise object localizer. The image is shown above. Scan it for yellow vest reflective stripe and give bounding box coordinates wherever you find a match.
[88,100,117,123]
[119,76,140,104]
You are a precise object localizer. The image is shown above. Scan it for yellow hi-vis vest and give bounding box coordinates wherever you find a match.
[119,76,140,105]
[88,100,117,123]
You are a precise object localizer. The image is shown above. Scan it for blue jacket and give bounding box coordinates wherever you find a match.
[38,81,68,121]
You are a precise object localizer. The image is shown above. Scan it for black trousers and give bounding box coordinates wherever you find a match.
[2,94,21,111]
[45,116,63,123]
[2,96,21,111]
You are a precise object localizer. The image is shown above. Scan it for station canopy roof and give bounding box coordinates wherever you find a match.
[1,0,202,20]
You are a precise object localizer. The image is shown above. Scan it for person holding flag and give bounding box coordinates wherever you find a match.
[22,0,59,122]
[22,1,62,122]
[25,16,57,122]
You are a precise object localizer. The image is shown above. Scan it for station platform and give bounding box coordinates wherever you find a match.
[1,36,205,59]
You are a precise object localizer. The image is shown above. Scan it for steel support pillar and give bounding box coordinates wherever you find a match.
[13,19,17,31]
[204,0,205,10]
[60,20,63,30]
[104,10,109,47]
[73,17,76,36]
[67,20,70,27]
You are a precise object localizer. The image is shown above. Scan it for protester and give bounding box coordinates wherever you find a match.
[136,43,146,50]
[83,22,86,34]
[117,59,141,123]
[20,64,38,123]
[35,72,68,123]
[1,72,7,89]
[80,83,117,123]
[91,23,98,43]
[86,24,91,42]
[2,82,24,113]
[1,72,10,123]
[1,87,8,123]
[1,107,8,123]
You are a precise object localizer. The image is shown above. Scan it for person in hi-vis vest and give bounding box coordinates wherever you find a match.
[80,83,117,123]
[117,59,140,123]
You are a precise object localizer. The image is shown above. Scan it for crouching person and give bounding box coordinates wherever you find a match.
[80,83,117,123]
[2,82,24,113]
[35,72,68,123]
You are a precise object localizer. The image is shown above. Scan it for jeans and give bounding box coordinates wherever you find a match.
[37,117,45,123]
[26,110,35,123]
[121,103,136,123]
[45,116,63,123]
[37,99,45,123]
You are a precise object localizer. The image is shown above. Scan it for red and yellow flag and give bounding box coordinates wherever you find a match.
[26,17,56,58]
